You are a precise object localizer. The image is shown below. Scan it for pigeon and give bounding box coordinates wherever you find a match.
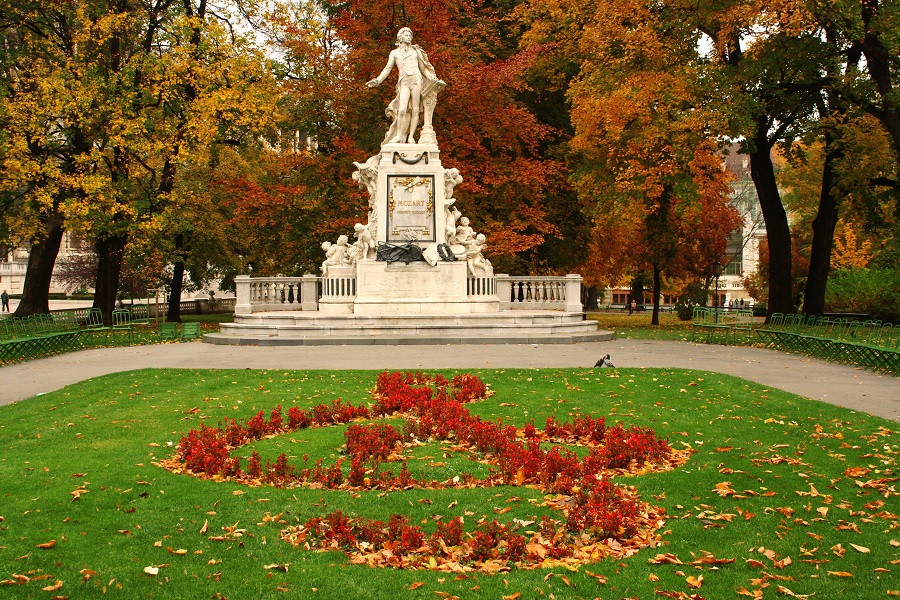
[593,354,614,368]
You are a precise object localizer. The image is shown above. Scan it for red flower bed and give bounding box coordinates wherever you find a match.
[164,371,690,571]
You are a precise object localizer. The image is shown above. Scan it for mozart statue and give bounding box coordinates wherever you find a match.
[366,27,446,145]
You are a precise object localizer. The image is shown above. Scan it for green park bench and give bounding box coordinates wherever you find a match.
[180,322,201,340]
[159,322,179,341]
[755,313,900,374]
[0,313,86,363]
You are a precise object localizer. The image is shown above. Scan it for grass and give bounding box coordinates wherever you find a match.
[71,313,233,351]
[1,368,897,599]
[587,312,695,341]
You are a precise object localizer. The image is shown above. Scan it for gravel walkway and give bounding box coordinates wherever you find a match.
[1,340,897,421]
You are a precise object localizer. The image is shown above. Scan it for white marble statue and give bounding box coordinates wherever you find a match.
[445,202,461,244]
[443,168,464,243]
[352,155,380,204]
[366,27,446,145]
[321,235,353,276]
[444,168,463,200]
[352,223,376,261]
[466,233,491,276]
[455,216,475,247]
[352,155,381,232]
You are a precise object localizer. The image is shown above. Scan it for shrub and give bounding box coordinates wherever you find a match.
[826,268,900,323]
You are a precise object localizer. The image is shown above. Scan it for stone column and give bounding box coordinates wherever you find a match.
[564,274,583,313]
[301,274,319,311]
[495,274,512,310]
[234,275,252,315]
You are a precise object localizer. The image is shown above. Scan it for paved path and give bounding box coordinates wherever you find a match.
[1,340,897,421]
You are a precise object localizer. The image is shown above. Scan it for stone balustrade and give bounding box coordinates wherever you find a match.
[235,273,582,314]
[467,275,495,298]
[234,275,318,315]
[495,274,583,312]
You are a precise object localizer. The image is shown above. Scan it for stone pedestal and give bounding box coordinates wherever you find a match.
[373,143,446,249]
[354,261,498,315]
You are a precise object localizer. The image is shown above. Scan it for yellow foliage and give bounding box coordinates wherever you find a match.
[831,223,873,270]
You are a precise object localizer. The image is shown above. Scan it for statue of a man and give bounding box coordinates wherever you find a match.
[367,27,445,145]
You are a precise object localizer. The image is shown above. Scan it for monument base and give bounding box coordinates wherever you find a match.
[333,260,498,316]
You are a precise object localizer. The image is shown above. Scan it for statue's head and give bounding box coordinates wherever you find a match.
[397,27,413,44]
[337,234,349,245]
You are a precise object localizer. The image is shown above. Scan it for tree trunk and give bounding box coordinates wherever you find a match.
[14,213,65,317]
[584,285,599,310]
[860,1,900,163]
[748,124,794,318]
[802,130,842,317]
[93,234,128,325]
[167,260,185,323]
[630,277,645,308]
[651,263,662,325]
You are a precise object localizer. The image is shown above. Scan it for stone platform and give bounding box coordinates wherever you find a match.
[204,310,611,346]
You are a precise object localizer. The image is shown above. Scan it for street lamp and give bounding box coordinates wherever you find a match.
[713,260,722,323]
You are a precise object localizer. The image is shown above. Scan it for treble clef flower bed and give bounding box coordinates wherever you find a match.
[160,371,692,571]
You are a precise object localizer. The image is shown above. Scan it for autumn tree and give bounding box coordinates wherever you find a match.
[0,0,99,316]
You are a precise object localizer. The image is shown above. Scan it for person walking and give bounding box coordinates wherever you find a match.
[629,299,636,315]
[1,290,9,312]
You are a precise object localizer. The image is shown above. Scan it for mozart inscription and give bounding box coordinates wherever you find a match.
[387,175,436,243]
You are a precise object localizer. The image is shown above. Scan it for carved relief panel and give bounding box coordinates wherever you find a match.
[386,175,436,243]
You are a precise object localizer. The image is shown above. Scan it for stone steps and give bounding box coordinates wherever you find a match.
[205,310,611,346]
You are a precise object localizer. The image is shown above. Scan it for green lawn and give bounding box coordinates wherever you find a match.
[587,312,696,342]
[0,368,897,599]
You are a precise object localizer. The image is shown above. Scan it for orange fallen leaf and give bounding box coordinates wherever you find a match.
[827,571,853,577]
[41,580,63,592]
[502,594,521,600]
[746,559,766,569]
[775,584,813,598]
[773,556,792,569]
[849,544,870,553]
[842,467,870,478]
[409,582,425,590]
[36,540,57,549]
[649,553,683,565]
[686,575,703,589]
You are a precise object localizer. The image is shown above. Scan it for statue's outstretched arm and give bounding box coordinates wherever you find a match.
[367,53,396,88]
